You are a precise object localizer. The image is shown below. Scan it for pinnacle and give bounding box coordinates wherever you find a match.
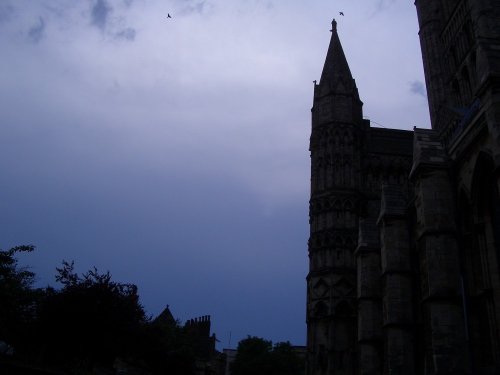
[319,19,355,90]
[331,18,337,32]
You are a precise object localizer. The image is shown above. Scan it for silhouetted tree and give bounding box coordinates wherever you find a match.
[231,336,304,375]
[0,245,41,352]
[269,341,305,375]
[231,336,273,375]
[37,260,147,370]
[137,316,197,375]
[0,250,202,374]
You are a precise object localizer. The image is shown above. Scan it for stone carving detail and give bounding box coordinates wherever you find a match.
[333,277,354,297]
[313,278,330,298]
[362,155,412,194]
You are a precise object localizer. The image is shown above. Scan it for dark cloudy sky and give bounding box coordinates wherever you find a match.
[0,0,429,349]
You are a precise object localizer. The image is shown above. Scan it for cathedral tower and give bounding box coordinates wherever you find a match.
[415,0,500,135]
[414,1,500,373]
[307,19,363,375]
[307,3,500,373]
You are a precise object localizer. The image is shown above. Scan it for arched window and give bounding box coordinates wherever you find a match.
[461,153,500,370]
[333,301,356,371]
[461,67,472,101]
[470,51,477,85]
[344,200,353,211]
[452,78,461,106]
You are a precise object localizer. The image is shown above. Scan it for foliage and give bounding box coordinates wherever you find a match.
[0,245,41,348]
[0,249,205,374]
[231,336,304,375]
[270,341,305,375]
[37,260,148,369]
[135,316,197,375]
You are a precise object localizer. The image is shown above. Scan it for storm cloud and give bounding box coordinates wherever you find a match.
[0,4,13,24]
[28,17,45,43]
[410,80,427,97]
[91,0,112,31]
[115,27,136,41]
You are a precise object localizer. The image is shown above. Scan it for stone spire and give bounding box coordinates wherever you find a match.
[318,19,357,96]
[312,19,362,127]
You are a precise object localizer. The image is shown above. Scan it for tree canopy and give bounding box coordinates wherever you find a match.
[0,250,201,374]
[1,248,303,375]
[231,336,304,375]
[36,260,148,369]
[0,245,40,350]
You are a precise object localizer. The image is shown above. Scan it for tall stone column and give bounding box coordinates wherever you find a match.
[414,0,447,130]
[377,185,415,374]
[410,129,467,374]
[356,214,382,375]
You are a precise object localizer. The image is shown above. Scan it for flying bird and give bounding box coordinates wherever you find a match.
[339,11,344,16]
[167,13,172,18]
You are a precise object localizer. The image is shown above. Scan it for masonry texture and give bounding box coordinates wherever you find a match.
[306,1,500,374]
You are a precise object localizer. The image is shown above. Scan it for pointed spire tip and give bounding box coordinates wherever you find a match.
[331,18,337,32]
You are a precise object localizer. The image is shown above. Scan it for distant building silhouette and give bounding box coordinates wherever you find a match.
[154,307,224,375]
[306,1,500,374]
[152,304,176,328]
[184,315,218,363]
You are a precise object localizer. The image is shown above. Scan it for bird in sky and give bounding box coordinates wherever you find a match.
[339,11,344,16]
[167,13,172,18]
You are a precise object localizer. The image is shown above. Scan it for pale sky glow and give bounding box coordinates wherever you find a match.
[0,0,428,349]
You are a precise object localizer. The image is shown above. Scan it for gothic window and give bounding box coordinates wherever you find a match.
[469,52,477,87]
[344,200,353,211]
[328,197,334,207]
[334,159,341,185]
[332,301,356,371]
[452,78,461,106]
[460,153,500,369]
[463,21,473,50]
[342,131,348,146]
[461,67,472,102]
[326,167,334,188]
[450,45,458,68]
[344,200,354,225]
[334,200,342,219]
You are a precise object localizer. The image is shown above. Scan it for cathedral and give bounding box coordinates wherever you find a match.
[306,1,500,374]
